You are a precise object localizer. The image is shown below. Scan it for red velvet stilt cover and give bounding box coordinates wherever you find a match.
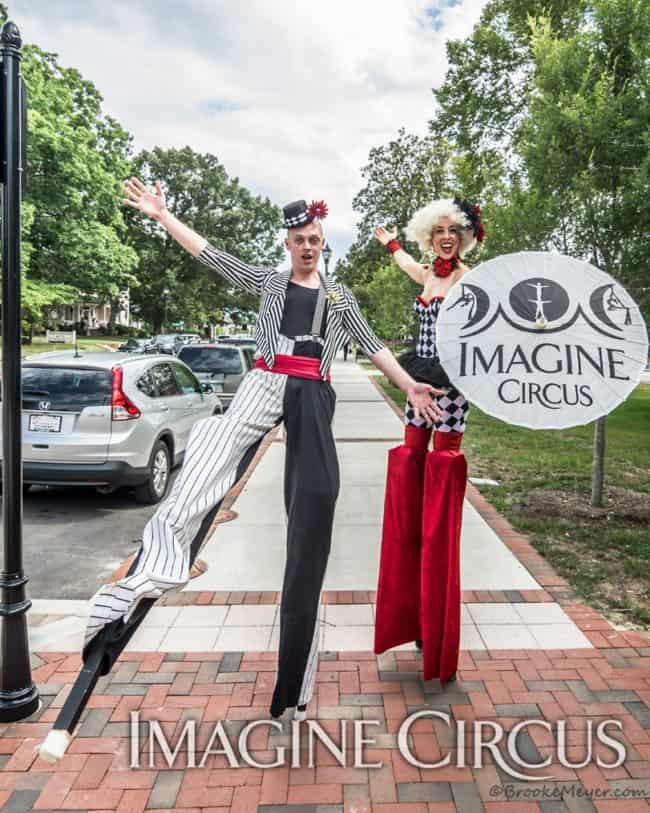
[420,449,467,681]
[374,445,425,653]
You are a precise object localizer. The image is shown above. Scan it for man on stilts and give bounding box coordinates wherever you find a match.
[85,178,443,720]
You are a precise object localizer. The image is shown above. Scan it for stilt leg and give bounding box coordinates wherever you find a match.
[374,426,431,653]
[270,379,339,718]
[420,432,466,682]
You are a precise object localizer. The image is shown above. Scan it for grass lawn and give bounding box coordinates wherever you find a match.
[369,362,650,630]
[16,335,123,358]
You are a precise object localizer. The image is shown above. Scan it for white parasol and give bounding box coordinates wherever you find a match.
[435,252,648,430]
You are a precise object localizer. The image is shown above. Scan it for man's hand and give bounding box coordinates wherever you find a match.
[373,225,398,246]
[407,382,444,425]
[123,177,168,220]
[369,348,447,423]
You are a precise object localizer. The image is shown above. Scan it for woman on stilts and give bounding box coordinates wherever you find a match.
[372,197,484,682]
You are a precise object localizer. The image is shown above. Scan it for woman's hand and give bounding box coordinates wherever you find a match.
[123,177,167,220]
[373,225,398,246]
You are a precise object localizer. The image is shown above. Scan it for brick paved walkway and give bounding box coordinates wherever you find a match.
[3,636,649,812]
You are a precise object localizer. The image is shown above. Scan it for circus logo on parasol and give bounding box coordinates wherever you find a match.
[446,278,635,340]
[435,252,648,430]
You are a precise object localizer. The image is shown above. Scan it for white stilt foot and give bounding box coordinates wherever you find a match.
[294,705,307,722]
[38,730,72,763]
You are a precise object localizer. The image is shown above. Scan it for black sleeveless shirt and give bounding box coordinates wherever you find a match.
[279,281,327,358]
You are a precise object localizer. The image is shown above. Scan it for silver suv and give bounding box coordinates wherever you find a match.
[176,344,254,410]
[0,351,223,504]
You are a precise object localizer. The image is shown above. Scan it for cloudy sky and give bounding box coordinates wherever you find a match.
[13,0,486,263]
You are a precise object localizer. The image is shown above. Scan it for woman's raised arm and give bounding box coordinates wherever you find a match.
[373,226,426,285]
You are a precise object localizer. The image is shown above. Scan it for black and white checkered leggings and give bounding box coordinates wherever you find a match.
[405,296,469,433]
[404,387,469,433]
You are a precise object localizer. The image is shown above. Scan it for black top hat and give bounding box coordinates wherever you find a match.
[283,200,311,229]
[282,199,329,230]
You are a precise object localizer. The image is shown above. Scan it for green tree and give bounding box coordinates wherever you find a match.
[521,0,650,504]
[362,263,419,346]
[21,200,77,335]
[23,43,138,326]
[337,129,456,295]
[522,1,649,303]
[0,3,127,332]
[352,128,455,242]
[432,0,649,298]
[126,147,283,333]
[431,0,589,256]
[433,0,587,162]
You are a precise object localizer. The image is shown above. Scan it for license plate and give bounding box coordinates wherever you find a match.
[29,414,62,433]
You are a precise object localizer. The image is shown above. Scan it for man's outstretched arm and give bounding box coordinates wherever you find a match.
[123,177,268,296]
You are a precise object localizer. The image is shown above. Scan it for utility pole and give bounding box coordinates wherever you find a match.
[0,20,39,722]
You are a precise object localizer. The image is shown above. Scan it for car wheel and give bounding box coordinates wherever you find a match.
[135,439,171,505]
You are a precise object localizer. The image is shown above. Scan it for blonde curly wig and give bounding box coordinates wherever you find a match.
[405,199,476,258]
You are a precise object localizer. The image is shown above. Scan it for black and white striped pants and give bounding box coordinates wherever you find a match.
[85,363,339,717]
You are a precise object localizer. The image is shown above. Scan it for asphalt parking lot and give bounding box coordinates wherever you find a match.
[17,472,179,601]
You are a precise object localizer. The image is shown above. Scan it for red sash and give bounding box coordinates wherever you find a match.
[254,354,330,382]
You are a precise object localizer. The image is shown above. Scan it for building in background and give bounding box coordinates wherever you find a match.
[48,288,144,332]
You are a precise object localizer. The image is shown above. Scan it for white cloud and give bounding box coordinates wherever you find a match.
[13,0,486,260]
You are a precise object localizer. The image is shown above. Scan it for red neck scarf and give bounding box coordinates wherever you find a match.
[433,256,459,278]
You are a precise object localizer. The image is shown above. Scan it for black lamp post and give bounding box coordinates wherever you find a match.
[0,20,40,722]
[322,241,332,276]
[162,287,170,334]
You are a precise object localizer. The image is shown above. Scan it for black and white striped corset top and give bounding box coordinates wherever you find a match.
[413,296,445,359]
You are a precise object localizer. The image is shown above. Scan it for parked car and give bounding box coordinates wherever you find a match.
[217,335,256,348]
[176,344,254,410]
[152,335,180,355]
[0,351,223,504]
[118,337,156,354]
[152,333,201,355]
[175,333,201,345]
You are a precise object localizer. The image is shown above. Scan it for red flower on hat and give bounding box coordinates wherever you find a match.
[307,200,329,220]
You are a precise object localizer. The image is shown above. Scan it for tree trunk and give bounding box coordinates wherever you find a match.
[591,416,606,507]
[108,296,121,335]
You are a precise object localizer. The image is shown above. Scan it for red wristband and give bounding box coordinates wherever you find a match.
[386,239,402,254]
